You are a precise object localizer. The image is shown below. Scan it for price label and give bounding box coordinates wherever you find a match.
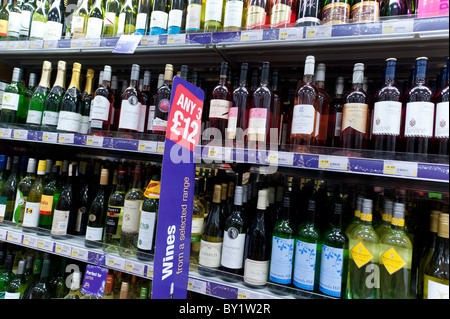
[157,142,165,153]
[86,135,104,147]
[106,255,125,270]
[42,132,58,143]
[279,27,303,41]
[0,128,12,138]
[237,290,248,299]
[382,20,414,34]
[384,160,418,177]
[43,40,58,49]
[55,243,71,256]
[13,129,28,140]
[6,231,22,244]
[241,30,263,42]
[140,35,159,46]
[224,147,233,162]
[319,155,348,171]
[124,260,145,276]
[29,40,44,50]
[23,235,37,248]
[138,140,157,153]
[83,39,101,47]
[187,278,206,294]
[207,146,223,160]
[305,26,332,38]
[71,247,88,261]
[167,34,186,45]
[58,133,74,144]
[37,238,54,251]
[146,264,154,278]
[0,229,6,241]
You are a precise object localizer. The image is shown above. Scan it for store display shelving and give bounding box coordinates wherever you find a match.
[0,14,448,300]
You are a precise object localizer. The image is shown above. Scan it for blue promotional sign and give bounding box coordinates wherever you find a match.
[152,76,204,299]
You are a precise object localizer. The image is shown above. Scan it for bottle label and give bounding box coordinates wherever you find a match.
[57,111,82,133]
[20,10,33,37]
[291,104,315,135]
[350,241,374,268]
[79,115,89,134]
[104,12,116,28]
[122,200,142,234]
[293,240,318,290]
[0,19,8,37]
[91,95,111,121]
[226,107,238,139]
[0,196,7,222]
[224,1,244,28]
[117,12,126,35]
[322,2,350,25]
[4,292,21,299]
[136,13,148,31]
[137,210,157,250]
[269,236,295,284]
[39,195,54,216]
[105,206,123,239]
[118,98,142,131]
[22,201,41,228]
[246,5,266,29]
[435,101,449,138]
[191,217,204,235]
[244,259,269,285]
[86,17,103,39]
[205,0,224,22]
[150,10,169,30]
[75,206,87,233]
[147,105,156,131]
[341,103,368,134]
[270,3,292,27]
[186,3,202,31]
[51,209,70,236]
[319,245,345,297]
[2,92,20,111]
[221,227,246,269]
[380,247,406,275]
[29,20,46,39]
[334,111,342,136]
[425,275,449,299]
[144,181,161,199]
[42,110,59,126]
[404,101,434,137]
[209,99,231,120]
[372,101,402,136]
[26,110,42,125]
[248,108,268,142]
[152,117,168,132]
[43,21,63,40]
[71,16,86,38]
[199,240,223,268]
[85,225,104,241]
[168,9,184,28]
[351,1,380,23]
[13,189,26,223]
[7,12,22,38]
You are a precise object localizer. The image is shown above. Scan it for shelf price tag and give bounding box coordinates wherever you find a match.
[0,229,6,241]
[29,40,44,50]
[140,35,159,46]
[43,40,58,49]
[124,260,145,276]
[54,243,71,256]
[138,140,157,153]
[279,27,303,41]
[58,133,74,144]
[22,235,37,248]
[71,247,88,261]
[146,264,154,278]
[207,146,223,160]
[305,26,332,39]
[6,231,22,244]
[82,39,101,48]
[383,160,418,177]
[167,34,186,45]
[157,142,165,153]
[13,129,28,140]
[0,128,12,138]
[106,255,125,270]
[319,155,348,171]
[187,278,206,294]
[382,20,414,34]
[241,30,263,42]
[86,135,104,147]
[42,131,58,143]
[37,238,54,252]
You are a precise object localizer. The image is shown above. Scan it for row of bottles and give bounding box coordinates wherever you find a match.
[0,154,161,260]
[0,243,152,299]
[0,0,427,41]
[192,167,449,299]
[1,55,448,155]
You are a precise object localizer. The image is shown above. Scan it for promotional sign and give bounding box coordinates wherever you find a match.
[152,76,204,299]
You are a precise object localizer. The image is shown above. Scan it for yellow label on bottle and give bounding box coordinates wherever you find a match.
[144,181,161,199]
[381,213,392,222]
[342,103,369,134]
[39,195,54,215]
[0,19,8,37]
[351,241,374,268]
[380,247,406,275]
[391,217,405,227]
[360,212,372,222]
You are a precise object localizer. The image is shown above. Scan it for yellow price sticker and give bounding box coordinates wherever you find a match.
[125,263,133,272]
[319,159,330,168]
[238,293,247,299]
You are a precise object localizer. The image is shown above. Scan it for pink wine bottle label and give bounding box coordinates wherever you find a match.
[417,0,449,17]
[248,108,268,142]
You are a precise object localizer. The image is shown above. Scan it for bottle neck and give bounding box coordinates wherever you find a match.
[84,75,94,95]
[39,68,52,89]
[384,65,396,86]
[352,70,364,89]
[303,73,314,84]
[260,67,269,86]
[239,68,248,87]
[54,67,66,89]
[68,70,81,91]
[415,63,427,85]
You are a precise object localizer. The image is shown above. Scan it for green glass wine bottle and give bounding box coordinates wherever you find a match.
[348,198,380,299]
[41,61,66,132]
[13,158,37,224]
[102,0,122,37]
[22,160,47,231]
[26,61,52,128]
[4,260,28,299]
[37,165,63,233]
[0,68,25,126]
[117,0,137,36]
[70,0,90,39]
[86,0,105,39]
[0,0,14,38]
[204,0,225,31]
[19,0,37,39]
[0,156,19,223]
[6,0,24,39]
[28,0,49,40]
[0,254,16,298]
[375,198,393,239]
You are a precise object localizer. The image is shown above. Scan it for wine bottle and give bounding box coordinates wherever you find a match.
[351,0,380,23]
[220,186,246,279]
[22,160,47,231]
[243,189,270,288]
[120,164,144,258]
[269,178,295,290]
[104,170,127,253]
[296,0,321,26]
[348,198,380,299]
[191,178,206,265]
[245,0,269,29]
[223,0,246,31]
[29,258,51,299]
[86,0,104,39]
[117,0,137,36]
[28,0,48,40]
[0,155,7,190]
[290,55,319,152]
[103,0,122,37]
[293,199,321,292]
[26,61,52,128]
[6,0,24,39]
[149,0,170,35]
[319,202,349,298]
[322,0,350,25]
[199,184,224,276]
[152,64,174,140]
[204,0,225,31]
[79,69,95,135]
[207,62,232,145]
[12,158,37,224]
[41,61,67,131]
[381,0,406,15]
[4,260,27,299]
[371,58,402,153]
[0,0,13,39]
[226,62,250,143]
[0,67,25,125]
[19,0,37,38]
[270,0,297,28]
[63,271,82,299]
[248,61,273,148]
[90,65,114,135]
[434,57,449,155]
[50,164,76,237]
[73,163,92,236]
[185,0,205,32]
[326,76,345,147]
[57,62,83,134]
[71,0,90,39]
[0,156,19,223]
[21,256,41,299]
[43,0,65,40]
[340,63,370,151]
[118,64,144,138]
[379,202,413,299]
[168,0,187,34]
[313,63,330,146]
[374,198,393,238]
[37,165,62,232]
[0,254,15,298]
[102,274,115,299]
[423,212,449,299]
[137,173,160,260]
[135,0,150,35]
